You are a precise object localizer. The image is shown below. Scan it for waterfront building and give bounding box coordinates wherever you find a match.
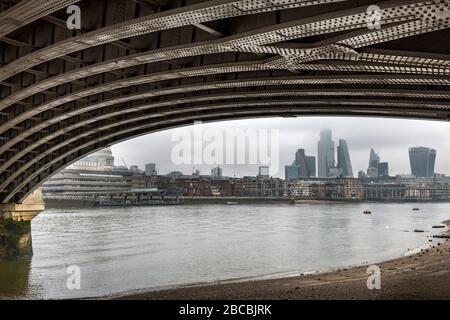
[285,180,314,198]
[210,185,221,197]
[154,174,232,197]
[175,176,211,197]
[43,169,149,201]
[337,139,353,178]
[230,178,246,197]
[44,148,153,203]
[285,165,300,180]
[145,163,156,176]
[259,177,284,197]
[326,182,346,199]
[363,183,406,200]
[284,179,326,199]
[211,177,232,196]
[430,184,450,200]
[395,174,450,186]
[409,147,437,177]
[240,176,260,196]
[68,147,115,171]
[312,183,327,199]
[228,176,283,197]
[329,178,363,199]
[404,184,431,200]
[318,129,335,178]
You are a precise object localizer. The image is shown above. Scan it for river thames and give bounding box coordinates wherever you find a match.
[1,202,449,299]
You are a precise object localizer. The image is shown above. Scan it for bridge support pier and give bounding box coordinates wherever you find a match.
[0,189,45,260]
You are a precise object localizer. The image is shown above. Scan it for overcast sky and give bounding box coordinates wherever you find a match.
[111,117,450,178]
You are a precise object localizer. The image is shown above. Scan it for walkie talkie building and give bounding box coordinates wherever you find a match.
[409,147,437,178]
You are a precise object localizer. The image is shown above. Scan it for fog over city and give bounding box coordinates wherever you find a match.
[111,117,450,178]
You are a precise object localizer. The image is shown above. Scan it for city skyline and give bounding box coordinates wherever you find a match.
[111,117,448,178]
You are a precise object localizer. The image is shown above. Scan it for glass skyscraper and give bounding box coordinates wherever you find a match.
[285,165,300,180]
[317,129,335,178]
[378,162,389,177]
[409,147,437,177]
[294,149,316,178]
[145,163,156,175]
[368,148,380,169]
[337,139,353,178]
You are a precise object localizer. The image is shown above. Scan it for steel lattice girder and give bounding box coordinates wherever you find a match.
[0,0,81,38]
[1,0,450,203]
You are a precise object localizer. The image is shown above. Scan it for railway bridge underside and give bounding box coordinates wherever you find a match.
[0,0,450,210]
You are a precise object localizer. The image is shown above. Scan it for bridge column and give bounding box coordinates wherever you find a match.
[0,189,45,260]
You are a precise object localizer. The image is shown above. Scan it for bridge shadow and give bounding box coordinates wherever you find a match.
[0,258,31,298]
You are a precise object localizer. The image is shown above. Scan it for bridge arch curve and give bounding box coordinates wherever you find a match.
[1,0,450,203]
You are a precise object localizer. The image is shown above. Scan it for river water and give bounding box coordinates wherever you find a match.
[1,202,449,299]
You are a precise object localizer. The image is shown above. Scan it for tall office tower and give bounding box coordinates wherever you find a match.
[409,147,437,177]
[317,129,335,178]
[305,156,316,177]
[294,149,316,177]
[258,166,270,178]
[378,162,389,177]
[328,167,342,178]
[211,166,222,177]
[337,139,354,177]
[285,165,300,180]
[367,167,378,177]
[145,163,156,175]
[367,148,380,177]
[368,148,380,169]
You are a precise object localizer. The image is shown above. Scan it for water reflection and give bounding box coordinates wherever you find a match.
[0,258,31,298]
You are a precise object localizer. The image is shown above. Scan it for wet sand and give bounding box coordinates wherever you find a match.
[118,221,450,300]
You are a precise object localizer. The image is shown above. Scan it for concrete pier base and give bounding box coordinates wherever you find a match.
[0,189,45,260]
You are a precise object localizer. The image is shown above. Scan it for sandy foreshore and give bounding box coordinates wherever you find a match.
[117,221,450,300]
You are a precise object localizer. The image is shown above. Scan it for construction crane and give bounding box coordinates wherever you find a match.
[121,157,128,168]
